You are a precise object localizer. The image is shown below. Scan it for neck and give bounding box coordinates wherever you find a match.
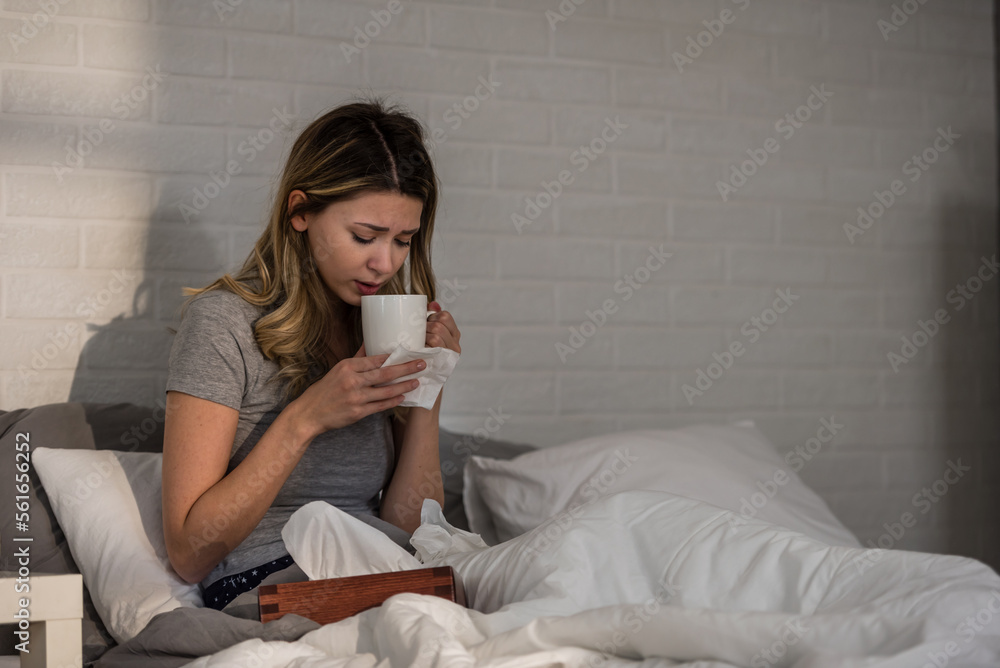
[325,292,355,359]
[323,283,352,319]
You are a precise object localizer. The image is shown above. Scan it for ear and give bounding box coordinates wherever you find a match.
[288,189,309,232]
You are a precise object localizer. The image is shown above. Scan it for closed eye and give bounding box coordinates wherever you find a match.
[353,234,411,248]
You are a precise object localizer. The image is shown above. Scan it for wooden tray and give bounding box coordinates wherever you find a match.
[258,566,465,624]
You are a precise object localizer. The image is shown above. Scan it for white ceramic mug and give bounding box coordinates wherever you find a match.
[361,295,435,356]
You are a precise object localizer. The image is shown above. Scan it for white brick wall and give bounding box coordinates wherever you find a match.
[0,0,996,567]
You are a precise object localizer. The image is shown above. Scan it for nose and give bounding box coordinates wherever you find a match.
[366,241,394,277]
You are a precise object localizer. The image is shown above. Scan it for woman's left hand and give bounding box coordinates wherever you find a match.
[426,301,461,355]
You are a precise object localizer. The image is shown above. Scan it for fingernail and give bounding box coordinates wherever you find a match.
[417,361,426,370]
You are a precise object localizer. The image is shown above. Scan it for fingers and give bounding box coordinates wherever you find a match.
[350,353,390,371]
[350,384,414,423]
[426,326,456,351]
[426,309,461,353]
[438,312,460,338]
[366,393,411,415]
[362,357,425,385]
[369,377,420,402]
[428,310,459,336]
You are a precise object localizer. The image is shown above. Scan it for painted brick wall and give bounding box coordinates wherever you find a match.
[0,0,996,566]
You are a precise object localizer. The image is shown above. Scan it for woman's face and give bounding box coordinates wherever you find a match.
[289,189,423,309]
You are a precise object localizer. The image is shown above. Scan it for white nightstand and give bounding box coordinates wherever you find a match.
[0,571,82,668]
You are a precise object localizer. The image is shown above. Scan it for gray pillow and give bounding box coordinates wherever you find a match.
[0,401,164,661]
[438,427,537,530]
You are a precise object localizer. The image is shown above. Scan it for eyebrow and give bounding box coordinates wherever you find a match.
[356,222,419,235]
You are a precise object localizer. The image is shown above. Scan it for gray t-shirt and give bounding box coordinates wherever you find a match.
[166,289,400,590]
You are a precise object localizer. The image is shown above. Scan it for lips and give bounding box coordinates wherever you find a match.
[355,281,381,296]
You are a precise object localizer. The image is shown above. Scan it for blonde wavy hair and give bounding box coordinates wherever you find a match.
[181,97,438,412]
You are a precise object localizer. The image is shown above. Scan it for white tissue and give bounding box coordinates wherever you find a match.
[281,501,423,580]
[410,499,488,564]
[379,344,460,410]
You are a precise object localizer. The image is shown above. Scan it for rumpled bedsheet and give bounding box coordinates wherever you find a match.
[97,490,1000,667]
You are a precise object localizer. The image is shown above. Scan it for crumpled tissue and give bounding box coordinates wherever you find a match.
[410,498,489,564]
[379,344,460,410]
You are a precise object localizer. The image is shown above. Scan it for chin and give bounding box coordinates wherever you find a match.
[325,283,361,309]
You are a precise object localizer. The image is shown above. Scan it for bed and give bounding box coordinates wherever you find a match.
[2,401,999,667]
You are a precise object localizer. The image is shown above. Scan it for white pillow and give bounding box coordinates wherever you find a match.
[32,447,202,643]
[463,423,859,548]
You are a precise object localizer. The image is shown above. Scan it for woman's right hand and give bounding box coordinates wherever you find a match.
[292,344,425,438]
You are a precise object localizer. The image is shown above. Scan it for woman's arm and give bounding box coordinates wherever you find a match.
[379,303,460,534]
[380,398,444,533]
[162,391,316,584]
[163,351,428,585]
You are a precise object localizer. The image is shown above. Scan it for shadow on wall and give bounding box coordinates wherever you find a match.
[66,221,227,408]
[65,84,298,405]
[65,77,311,406]
[64,32,196,408]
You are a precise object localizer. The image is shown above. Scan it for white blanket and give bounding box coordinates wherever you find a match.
[182,491,1000,667]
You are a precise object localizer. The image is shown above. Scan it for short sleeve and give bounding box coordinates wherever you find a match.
[166,291,254,411]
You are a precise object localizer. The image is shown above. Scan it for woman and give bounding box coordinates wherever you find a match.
[161,98,460,615]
